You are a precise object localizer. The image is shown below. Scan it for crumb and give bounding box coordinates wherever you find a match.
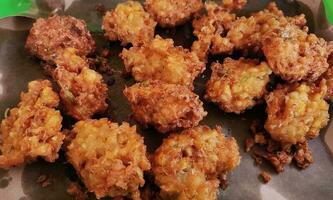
[219,173,229,190]
[66,182,88,200]
[293,142,313,169]
[254,134,267,145]
[245,138,255,152]
[37,175,52,188]
[260,171,271,183]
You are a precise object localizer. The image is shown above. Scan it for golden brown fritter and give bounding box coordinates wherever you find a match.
[262,25,331,82]
[205,58,272,114]
[53,48,108,120]
[102,1,156,46]
[265,80,329,144]
[0,80,64,169]
[123,81,207,133]
[144,0,203,27]
[152,126,240,200]
[121,36,205,89]
[191,2,307,61]
[25,14,95,62]
[66,118,150,200]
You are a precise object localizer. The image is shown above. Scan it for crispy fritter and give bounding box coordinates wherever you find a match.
[205,58,272,114]
[262,25,331,82]
[123,81,207,133]
[25,15,95,62]
[324,64,333,101]
[0,80,64,169]
[265,81,329,144]
[53,48,108,120]
[102,1,156,46]
[152,126,240,200]
[121,36,205,89]
[191,2,306,61]
[144,0,203,27]
[66,119,150,200]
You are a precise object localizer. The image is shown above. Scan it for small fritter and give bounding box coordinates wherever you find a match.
[102,1,156,46]
[191,2,307,61]
[144,0,203,27]
[121,36,205,89]
[205,58,272,114]
[262,25,332,82]
[66,119,150,200]
[25,14,95,62]
[53,48,108,120]
[0,80,64,169]
[152,126,240,200]
[265,81,329,144]
[123,81,207,133]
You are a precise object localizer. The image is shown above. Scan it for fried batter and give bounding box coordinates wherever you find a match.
[205,58,272,114]
[152,126,240,200]
[53,48,108,120]
[123,81,207,133]
[322,55,333,101]
[0,80,64,169]
[144,0,203,27]
[25,15,95,62]
[66,119,150,200]
[102,1,156,46]
[121,36,205,89]
[262,25,331,82]
[265,81,329,144]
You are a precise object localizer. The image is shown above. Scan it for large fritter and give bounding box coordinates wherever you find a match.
[123,81,207,133]
[53,48,108,120]
[152,126,240,200]
[66,118,151,200]
[0,80,64,169]
[144,0,203,27]
[262,24,332,82]
[205,58,272,114]
[121,36,205,89]
[25,14,95,62]
[102,1,156,46]
[265,81,329,144]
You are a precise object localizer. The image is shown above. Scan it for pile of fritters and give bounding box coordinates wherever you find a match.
[1,0,333,200]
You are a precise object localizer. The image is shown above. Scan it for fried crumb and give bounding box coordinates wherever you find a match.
[245,138,255,152]
[294,142,313,169]
[259,171,271,183]
[67,182,88,200]
[254,134,266,145]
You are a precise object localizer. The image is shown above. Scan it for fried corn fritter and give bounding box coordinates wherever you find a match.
[102,1,156,46]
[66,119,150,200]
[0,80,64,169]
[265,81,329,144]
[191,2,236,62]
[205,58,272,114]
[152,126,240,200]
[25,15,95,62]
[53,48,108,120]
[262,25,332,82]
[192,2,307,61]
[121,36,205,89]
[144,0,203,27]
[123,81,207,133]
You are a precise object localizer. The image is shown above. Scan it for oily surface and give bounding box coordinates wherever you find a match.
[0,0,332,200]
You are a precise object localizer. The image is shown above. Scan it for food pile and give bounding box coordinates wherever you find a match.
[1,0,332,199]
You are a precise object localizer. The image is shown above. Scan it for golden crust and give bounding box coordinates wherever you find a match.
[123,81,207,133]
[121,36,205,89]
[144,0,203,27]
[0,80,64,169]
[25,14,95,62]
[53,48,108,120]
[262,25,331,82]
[66,119,150,200]
[152,126,240,200]
[205,58,272,114]
[102,1,156,46]
[265,81,329,144]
